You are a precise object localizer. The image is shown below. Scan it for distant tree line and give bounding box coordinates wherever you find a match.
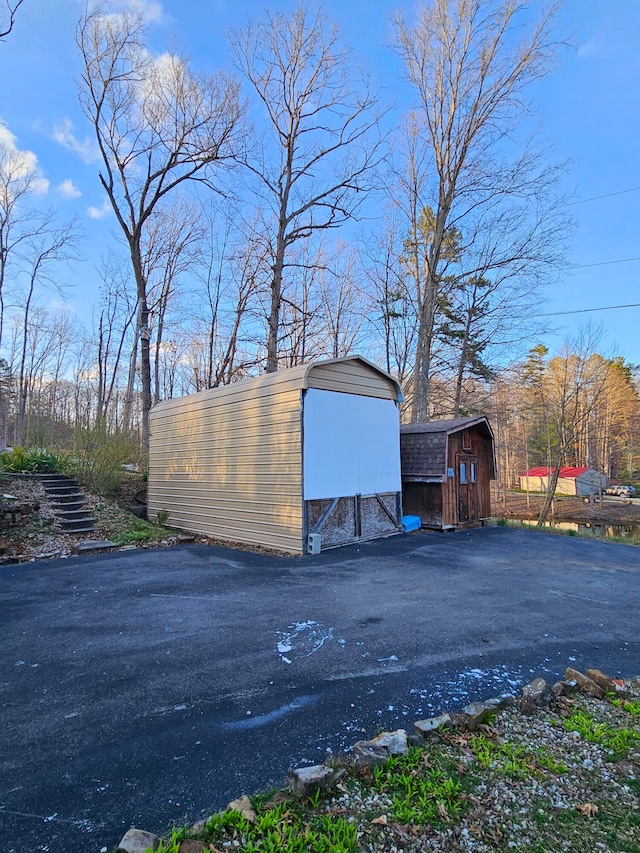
[2,0,638,482]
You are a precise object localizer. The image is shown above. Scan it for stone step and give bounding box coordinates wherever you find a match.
[49,493,85,504]
[73,539,118,553]
[56,509,94,521]
[59,520,96,534]
[43,485,79,495]
[50,500,85,511]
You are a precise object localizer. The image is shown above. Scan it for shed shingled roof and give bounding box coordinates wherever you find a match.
[401,416,494,436]
[400,416,494,479]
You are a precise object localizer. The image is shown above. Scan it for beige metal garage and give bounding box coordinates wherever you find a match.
[148,356,404,554]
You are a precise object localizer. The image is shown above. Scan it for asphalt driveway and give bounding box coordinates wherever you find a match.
[2,526,640,853]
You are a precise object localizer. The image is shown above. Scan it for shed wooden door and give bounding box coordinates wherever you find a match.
[457,454,478,523]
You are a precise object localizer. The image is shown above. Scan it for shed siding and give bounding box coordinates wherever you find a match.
[401,418,495,529]
[308,360,397,399]
[576,470,607,495]
[148,387,303,553]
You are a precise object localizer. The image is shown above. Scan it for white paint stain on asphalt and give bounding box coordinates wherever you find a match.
[223,694,319,730]
[275,621,333,663]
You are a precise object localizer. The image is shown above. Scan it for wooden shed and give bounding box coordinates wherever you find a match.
[148,356,403,555]
[400,416,496,530]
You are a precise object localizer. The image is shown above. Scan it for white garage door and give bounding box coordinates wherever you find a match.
[303,389,401,500]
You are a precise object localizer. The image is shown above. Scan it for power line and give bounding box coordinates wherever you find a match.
[567,186,640,206]
[536,302,640,318]
[570,256,640,269]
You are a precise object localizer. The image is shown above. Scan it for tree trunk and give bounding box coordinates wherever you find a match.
[266,230,287,373]
[129,238,152,449]
[537,463,561,526]
[411,273,438,422]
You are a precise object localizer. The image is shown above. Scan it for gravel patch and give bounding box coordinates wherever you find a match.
[152,676,640,853]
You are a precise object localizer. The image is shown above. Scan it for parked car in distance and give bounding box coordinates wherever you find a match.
[605,485,636,497]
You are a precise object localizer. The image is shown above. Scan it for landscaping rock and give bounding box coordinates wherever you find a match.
[370,728,408,755]
[352,740,389,768]
[178,841,206,853]
[414,713,452,737]
[519,677,551,714]
[73,539,118,553]
[565,667,605,699]
[288,764,337,796]
[117,828,159,853]
[352,729,409,768]
[227,795,256,823]
[458,701,496,730]
[585,668,627,696]
[551,680,578,697]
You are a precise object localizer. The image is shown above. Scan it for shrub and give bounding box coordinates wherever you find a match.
[71,426,143,498]
[0,447,69,474]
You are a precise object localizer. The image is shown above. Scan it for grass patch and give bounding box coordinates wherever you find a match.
[563,708,640,758]
[470,734,567,779]
[523,796,640,853]
[155,801,358,853]
[612,698,640,718]
[371,745,470,825]
[92,500,170,545]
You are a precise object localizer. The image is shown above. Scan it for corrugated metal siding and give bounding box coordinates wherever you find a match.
[520,475,576,495]
[576,470,607,495]
[308,360,398,399]
[148,387,304,554]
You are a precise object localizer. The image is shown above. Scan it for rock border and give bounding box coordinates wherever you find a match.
[114,664,636,852]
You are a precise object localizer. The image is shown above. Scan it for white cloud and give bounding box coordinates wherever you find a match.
[0,120,50,195]
[87,197,113,219]
[57,179,82,200]
[577,39,601,59]
[52,119,100,164]
[109,0,165,23]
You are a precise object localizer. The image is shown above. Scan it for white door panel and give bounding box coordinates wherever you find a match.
[303,389,400,500]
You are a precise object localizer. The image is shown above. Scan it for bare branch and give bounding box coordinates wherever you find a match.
[0,0,23,40]
[232,6,386,371]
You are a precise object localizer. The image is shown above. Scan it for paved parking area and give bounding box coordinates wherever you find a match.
[2,526,639,852]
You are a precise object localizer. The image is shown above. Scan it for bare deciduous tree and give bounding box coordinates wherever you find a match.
[394,0,564,421]
[0,137,46,351]
[77,3,244,448]
[13,220,80,443]
[93,254,137,424]
[0,0,23,40]
[232,6,384,372]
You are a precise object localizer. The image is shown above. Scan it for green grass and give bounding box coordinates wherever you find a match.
[155,801,358,853]
[470,734,567,779]
[612,698,640,718]
[92,501,171,545]
[563,708,640,758]
[522,796,640,853]
[371,746,470,825]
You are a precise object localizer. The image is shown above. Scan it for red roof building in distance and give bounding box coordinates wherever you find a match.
[523,466,589,479]
[519,466,607,496]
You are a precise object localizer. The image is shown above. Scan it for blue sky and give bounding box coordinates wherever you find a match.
[1,0,639,365]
